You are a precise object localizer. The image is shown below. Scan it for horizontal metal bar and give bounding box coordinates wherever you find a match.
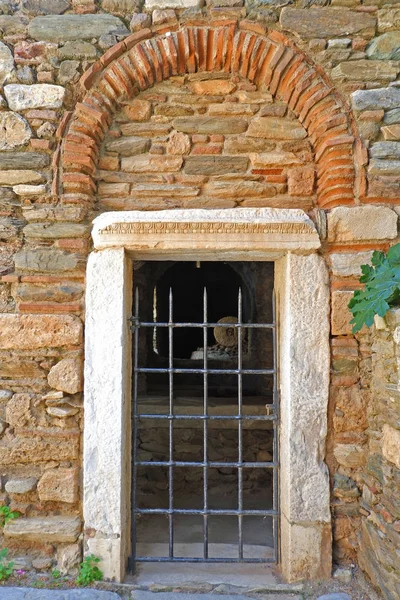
[134,557,276,564]
[130,321,275,329]
[136,460,277,468]
[136,368,274,375]
[135,508,278,516]
[135,413,277,421]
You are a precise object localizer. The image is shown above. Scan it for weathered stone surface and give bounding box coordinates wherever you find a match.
[0,589,120,599]
[56,543,81,574]
[4,84,65,111]
[330,252,373,277]
[382,125,400,141]
[32,557,53,570]
[0,152,50,170]
[23,223,88,239]
[352,87,400,111]
[188,80,235,96]
[5,477,37,494]
[334,444,366,468]
[382,424,400,469]
[0,171,44,186]
[247,117,307,140]
[204,179,275,198]
[327,206,397,242]
[121,156,182,173]
[280,8,376,38]
[317,595,351,600]
[224,137,275,154]
[368,159,400,175]
[0,113,32,151]
[22,0,70,15]
[367,32,400,60]
[0,314,82,349]
[101,0,139,13]
[0,42,14,86]
[4,516,81,543]
[6,394,32,428]
[122,99,151,122]
[58,60,80,85]
[146,0,203,8]
[173,117,247,135]
[48,358,83,394]
[331,290,354,336]
[130,13,152,32]
[370,141,400,159]
[332,60,399,82]
[105,135,150,156]
[378,8,400,33]
[58,41,97,61]
[152,10,177,27]
[14,249,80,272]
[249,152,301,168]
[184,156,248,175]
[13,184,47,196]
[38,467,79,503]
[288,167,315,196]
[384,108,400,125]
[29,15,129,42]
[167,131,191,155]
[0,16,28,37]
[0,360,45,379]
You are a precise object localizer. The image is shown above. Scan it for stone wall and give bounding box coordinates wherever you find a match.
[356,311,400,600]
[0,0,399,591]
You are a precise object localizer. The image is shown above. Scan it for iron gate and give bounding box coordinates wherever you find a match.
[129,284,279,572]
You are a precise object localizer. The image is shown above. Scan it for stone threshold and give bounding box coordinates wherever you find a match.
[94,581,305,596]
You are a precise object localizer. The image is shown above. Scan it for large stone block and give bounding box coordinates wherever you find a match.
[0,434,79,464]
[352,87,400,111]
[0,171,43,186]
[4,84,65,111]
[5,477,37,494]
[0,152,50,170]
[330,252,373,277]
[184,156,248,175]
[6,394,32,428]
[146,0,202,7]
[173,117,247,135]
[0,42,14,86]
[0,113,32,151]
[331,60,398,82]
[4,516,81,543]
[22,0,71,15]
[280,8,376,38]
[28,14,129,42]
[331,290,354,336]
[0,314,82,349]
[334,444,366,468]
[367,32,400,60]
[48,357,83,394]
[121,156,182,173]
[246,117,306,140]
[382,424,400,469]
[23,223,88,239]
[14,248,81,272]
[378,8,400,33]
[370,141,400,159]
[327,206,397,242]
[106,136,150,156]
[37,468,79,503]
[368,158,400,175]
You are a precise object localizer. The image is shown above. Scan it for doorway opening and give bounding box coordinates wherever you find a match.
[130,261,278,571]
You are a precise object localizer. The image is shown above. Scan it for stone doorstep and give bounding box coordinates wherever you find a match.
[95,581,305,596]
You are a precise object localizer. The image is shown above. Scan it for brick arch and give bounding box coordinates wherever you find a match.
[59,22,363,209]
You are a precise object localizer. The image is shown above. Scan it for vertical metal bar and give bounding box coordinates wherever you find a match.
[237,288,243,560]
[272,290,279,563]
[203,287,208,559]
[130,287,140,573]
[168,288,174,559]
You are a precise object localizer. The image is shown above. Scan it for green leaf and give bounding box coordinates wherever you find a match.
[387,244,400,266]
[371,250,385,267]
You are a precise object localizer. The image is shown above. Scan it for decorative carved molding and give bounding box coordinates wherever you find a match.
[99,221,315,236]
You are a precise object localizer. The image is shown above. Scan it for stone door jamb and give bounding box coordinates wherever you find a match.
[83,208,331,582]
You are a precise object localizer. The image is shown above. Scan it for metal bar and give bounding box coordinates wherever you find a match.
[136,368,275,375]
[237,287,243,560]
[135,414,277,421]
[168,287,174,559]
[135,508,278,516]
[272,290,279,564]
[131,321,275,329]
[130,287,140,574]
[136,460,277,468]
[134,557,275,564]
[203,287,208,560]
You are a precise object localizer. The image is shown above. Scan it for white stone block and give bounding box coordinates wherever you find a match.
[382,424,400,468]
[330,251,373,277]
[4,84,66,110]
[327,206,398,242]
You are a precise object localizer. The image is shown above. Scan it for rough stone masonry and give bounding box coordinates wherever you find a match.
[0,0,399,598]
